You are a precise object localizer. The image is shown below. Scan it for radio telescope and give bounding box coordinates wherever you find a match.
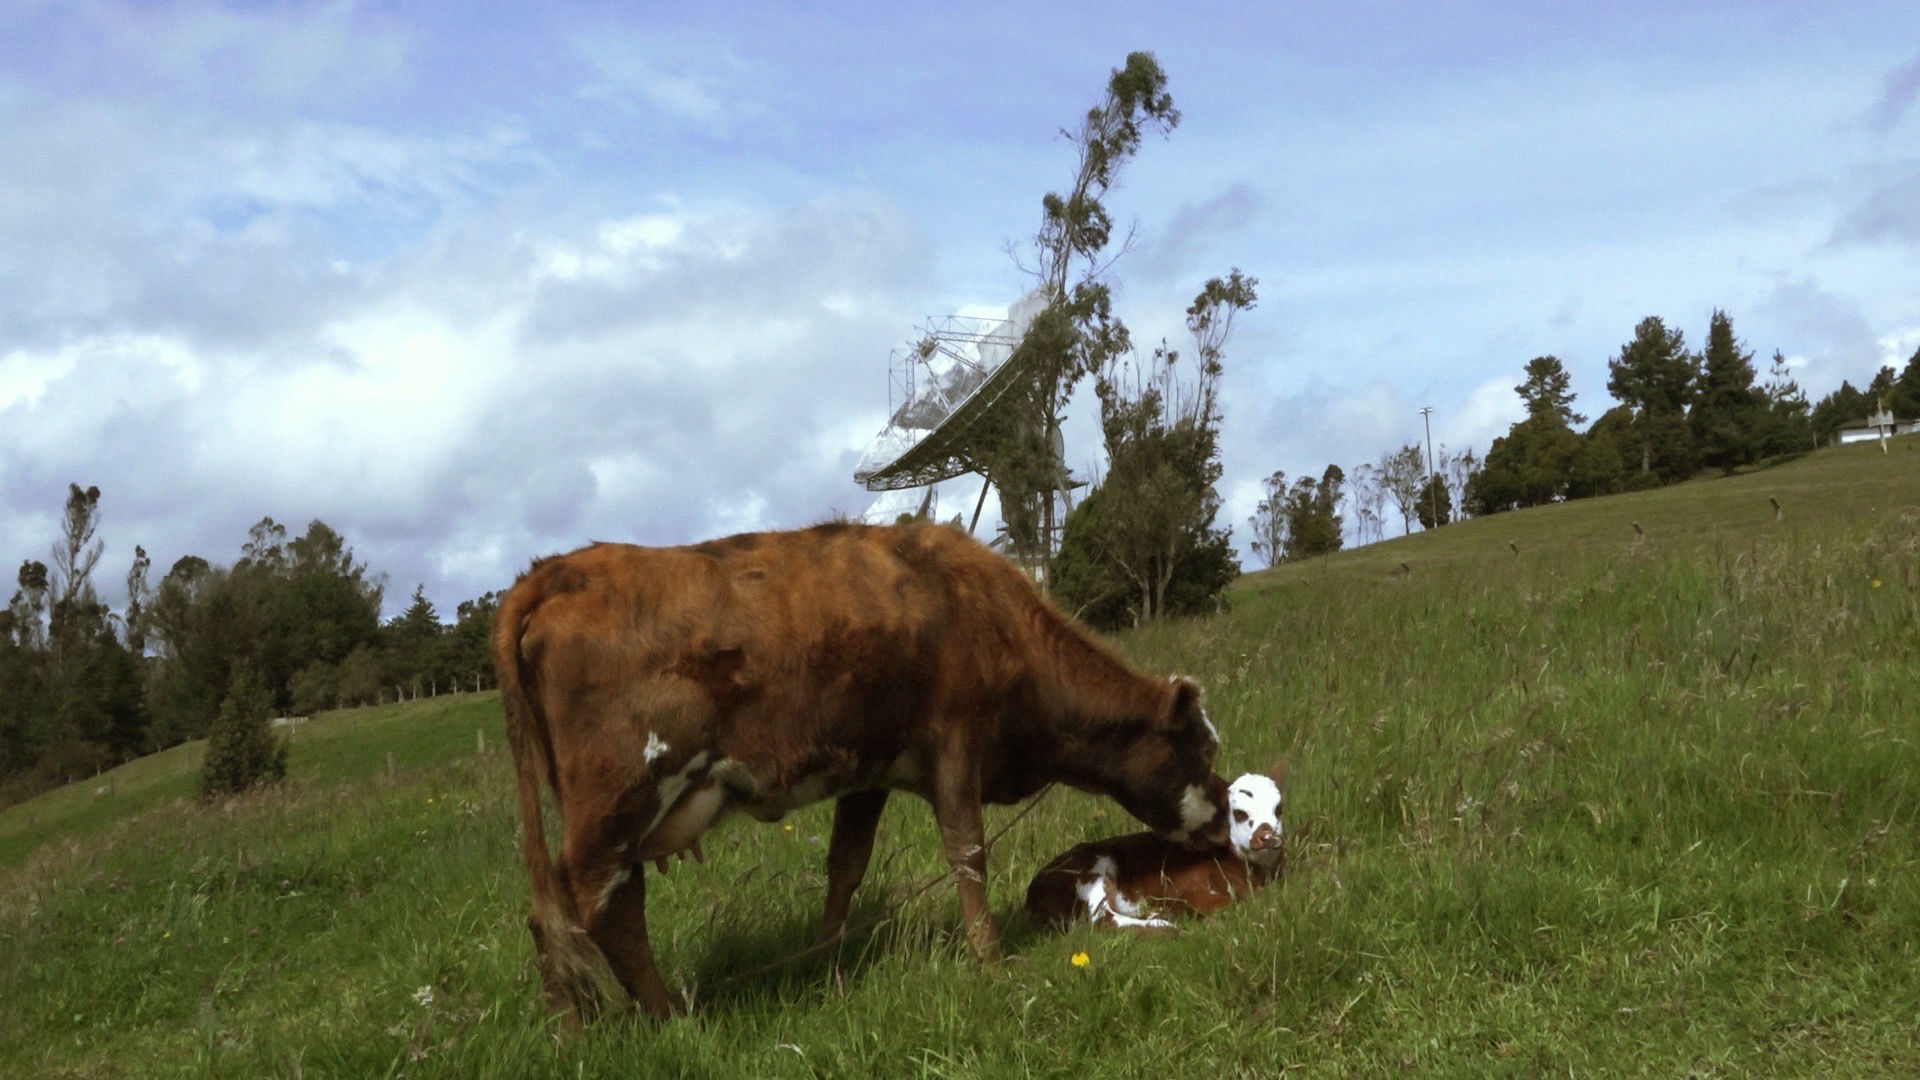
[854,288,1084,560]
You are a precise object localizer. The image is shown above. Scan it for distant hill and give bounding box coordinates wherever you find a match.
[1241,439,1919,586]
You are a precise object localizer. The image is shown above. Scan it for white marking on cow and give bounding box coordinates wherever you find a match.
[718,760,844,822]
[593,866,632,914]
[642,751,712,838]
[639,781,728,861]
[1173,784,1214,840]
[644,732,669,765]
[884,752,921,785]
[1076,858,1114,922]
[1078,856,1175,930]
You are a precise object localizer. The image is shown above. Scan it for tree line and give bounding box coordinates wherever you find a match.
[0,488,497,807]
[1236,310,1919,566]
[1469,311,1919,514]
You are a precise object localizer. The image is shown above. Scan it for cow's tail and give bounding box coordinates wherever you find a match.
[494,571,621,1019]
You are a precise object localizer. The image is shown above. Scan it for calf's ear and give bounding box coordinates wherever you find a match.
[1268,759,1289,791]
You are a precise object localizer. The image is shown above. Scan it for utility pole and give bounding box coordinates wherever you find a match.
[1419,406,1438,529]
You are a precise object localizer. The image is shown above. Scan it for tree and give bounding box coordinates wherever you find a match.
[1757,350,1816,457]
[1567,406,1634,499]
[1440,448,1478,521]
[1247,470,1289,569]
[199,664,287,800]
[385,584,447,696]
[1054,272,1251,626]
[447,591,499,692]
[970,53,1182,580]
[123,545,152,656]
[1378,444,1426,534]
[142,517,380,747]
[1517,356,1585,426]
[336,643,382,708]
[288,659,338,716]
[1470,411,1584,514]
[144,557,241,747]
[1866,363,1897,406]
[0,561,52,781]
[1415,474,1452,529]
[1688,310,1763,475]
[1811,380,1869,446]
[1281,466,1345,560]
[1893,346,1920,419]
[1606,316,1699,481]
[48,484,104,676]
[1349,463,1386,542]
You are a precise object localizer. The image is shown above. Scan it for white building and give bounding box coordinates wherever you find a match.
[1836,410,1919,445]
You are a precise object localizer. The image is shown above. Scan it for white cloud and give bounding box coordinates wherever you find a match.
[573,34,756,132]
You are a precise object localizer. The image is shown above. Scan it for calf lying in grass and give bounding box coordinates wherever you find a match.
[1025,767,1286,931]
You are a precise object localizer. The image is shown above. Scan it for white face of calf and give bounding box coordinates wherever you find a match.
[1227,773,1284,869]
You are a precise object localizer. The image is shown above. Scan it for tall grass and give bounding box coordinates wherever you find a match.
[2,448,1917,1076]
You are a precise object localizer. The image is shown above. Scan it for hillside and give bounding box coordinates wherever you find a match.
[1243,437,1920,584]
[1,440,1916,1077]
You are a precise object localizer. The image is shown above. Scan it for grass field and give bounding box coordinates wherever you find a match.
[2,440,1916,1077]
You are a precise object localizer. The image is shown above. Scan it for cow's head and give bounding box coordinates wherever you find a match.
[1227,763,1286,870]
[1105,677,1231,851]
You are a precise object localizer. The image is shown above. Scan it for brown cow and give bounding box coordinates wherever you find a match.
[493,521,1232,1021]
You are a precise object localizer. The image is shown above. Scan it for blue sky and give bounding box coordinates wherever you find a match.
[2,1,1916,615]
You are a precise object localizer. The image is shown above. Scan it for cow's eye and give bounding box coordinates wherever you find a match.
[1273,803,1283,818]
[1232,809,1248,823]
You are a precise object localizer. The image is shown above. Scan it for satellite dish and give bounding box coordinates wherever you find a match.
[854,287,1051,494]
[853,289,1088,568]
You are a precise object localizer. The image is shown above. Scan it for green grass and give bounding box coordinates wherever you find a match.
[0,696,502,870]
[2,441,1918,1077]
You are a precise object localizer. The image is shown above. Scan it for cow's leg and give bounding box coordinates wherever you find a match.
[579,864,679,1019]
[930,760,998,962]
[556,785,680,1020]
[818,788,890,945]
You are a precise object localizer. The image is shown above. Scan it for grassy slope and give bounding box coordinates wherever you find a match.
[1,441,1916,1077]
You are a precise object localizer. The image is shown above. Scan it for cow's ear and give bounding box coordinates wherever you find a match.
[1268,758,1289,791]
[1168,677,1203,724]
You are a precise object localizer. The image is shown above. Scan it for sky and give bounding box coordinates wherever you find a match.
[3,1,1917,618]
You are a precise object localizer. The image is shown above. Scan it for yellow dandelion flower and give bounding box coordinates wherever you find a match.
[1872,579,1883,589]
[783,823,795,832]
[1071,950,1091,968]
[161,930,171,939]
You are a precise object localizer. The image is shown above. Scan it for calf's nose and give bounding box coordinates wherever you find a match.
[1250,824,1281,850]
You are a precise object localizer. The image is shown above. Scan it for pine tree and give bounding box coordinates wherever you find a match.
[1517,356,1586,425]
[199,665,287,800]
[1757,351,1816,457]
[1606,316,1699,481]
[1892,347,1920,419]
[1689,310,1763,475]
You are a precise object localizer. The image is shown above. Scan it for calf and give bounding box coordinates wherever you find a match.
[1025,767,1285,931]
[494,521,1233,1021]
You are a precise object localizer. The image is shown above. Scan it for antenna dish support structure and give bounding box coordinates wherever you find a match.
[854,289,1051,493]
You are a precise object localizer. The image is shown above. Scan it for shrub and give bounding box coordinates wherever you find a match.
[199,665,288,800]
